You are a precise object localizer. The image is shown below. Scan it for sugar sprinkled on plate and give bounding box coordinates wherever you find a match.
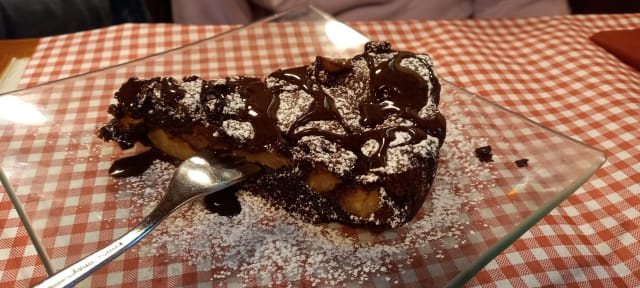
[115,86,496,286]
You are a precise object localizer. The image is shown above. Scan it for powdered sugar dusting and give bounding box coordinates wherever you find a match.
[361,139,380,157]
[294,120,346,135]
[181,78,203,100]
[115,86,497,286]
[331,96,362,133]
[376,115,414,129]
[389,131,412,147]
[366,51,396,67]
[355,173,379,184]
[419,102,439,119]
[371,136,439,175]
[178,79,206,123]
[292,135,357,175]
[267,76,314,131]
[400,56,435,93]
[221,93,244,115]
[221,120,254,142]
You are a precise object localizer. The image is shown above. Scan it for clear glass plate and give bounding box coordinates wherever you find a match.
[0,5,605,287]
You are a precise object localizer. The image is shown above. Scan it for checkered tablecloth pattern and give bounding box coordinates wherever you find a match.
[1,12,639,287]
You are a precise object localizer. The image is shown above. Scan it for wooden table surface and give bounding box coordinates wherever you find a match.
[0,38,39,78]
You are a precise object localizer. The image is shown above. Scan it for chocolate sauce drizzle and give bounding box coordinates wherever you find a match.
[263,42,446,173]
[271,66,354,136]
[109,149,173,178]
[203,185,242,216]
[234,77,282,147]
[105,41,447,219]
[108,42,445,177]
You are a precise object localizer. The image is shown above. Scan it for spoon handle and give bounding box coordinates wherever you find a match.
[33,198,178,288]
[33,152,259,288]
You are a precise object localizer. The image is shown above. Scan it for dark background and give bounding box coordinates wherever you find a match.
[1,0,639,39]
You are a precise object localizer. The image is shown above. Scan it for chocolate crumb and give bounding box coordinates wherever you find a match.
[203,185,242,216]
[474,145,493,162]
[515,158,529,168]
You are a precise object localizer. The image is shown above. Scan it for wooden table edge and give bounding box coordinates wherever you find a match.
[0,38,40,80]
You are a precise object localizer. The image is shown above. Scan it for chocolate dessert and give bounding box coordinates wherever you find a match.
[98,41,446,229]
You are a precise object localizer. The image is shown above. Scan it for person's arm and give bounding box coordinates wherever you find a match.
[171,0,254,24]
[472,0,570,18]
[251,0,307,13]
[251,0,472,21]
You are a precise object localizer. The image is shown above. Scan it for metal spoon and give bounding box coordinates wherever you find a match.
[34,151,260,288]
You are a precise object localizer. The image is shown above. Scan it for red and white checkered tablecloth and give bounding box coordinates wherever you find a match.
[1,12,639,287]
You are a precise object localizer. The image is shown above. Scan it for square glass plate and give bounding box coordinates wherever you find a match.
[0,5,605,287]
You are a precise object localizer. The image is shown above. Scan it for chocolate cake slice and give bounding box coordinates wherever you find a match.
[98,41,446,229]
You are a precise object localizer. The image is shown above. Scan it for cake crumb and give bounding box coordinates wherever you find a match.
[474,145,493,162]
[514,158,529,168]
